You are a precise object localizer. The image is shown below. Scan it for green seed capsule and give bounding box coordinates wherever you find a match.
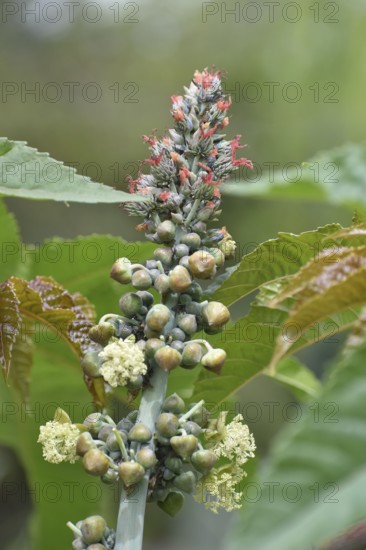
[174,244,190,259]
[135,447,157,469]
[106,432,120,452]
[188,250,216,279]
[83,449,110,476]
[154,346,182,372]
[173,471,196,493]
[169,265,192,293]
[157,220,176,242]
[118,461,145,487]
[88,323,116,347]
[119,293,143,318]
[205,247,225,268]
[157,491,184,517]
[83,413,104,436]
[162,393,185,414]
[76,432,96,457]
[101,468,119,484]
[153,247,173,266]
[181,232,201,250]
[80,516,107,545]
[145,338,165,359]
[202,301,230,329]
[155,412,180,438]
[165,456,183,474]
[181,342,203,367]
[170,435,198,460]
[81,351,102,378]
[183,421,202,436]
[170,328,186,342]
[191,450,217,473]
[86,545,106,550]
[136,291,154,307]
[72,539,85,550]
[98,425,115,443]
[177,314,197,336]
[128,423,152,443]
[146,304,171,332]
[201,348,227,372]
[154,274,170,294]
[163,468,175,481]
[131,269,152,290]
[110,258,132,284]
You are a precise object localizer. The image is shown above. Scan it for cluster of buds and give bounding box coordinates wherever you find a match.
[67,515,115,550]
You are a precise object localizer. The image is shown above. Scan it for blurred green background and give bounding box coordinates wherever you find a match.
[0,0,363,548]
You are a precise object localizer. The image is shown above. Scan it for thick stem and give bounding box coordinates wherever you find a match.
[114,366,168,550]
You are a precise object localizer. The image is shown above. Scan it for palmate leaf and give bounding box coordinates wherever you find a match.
[0,275,103,404]
[223,142,366,211]
[0,138,144,203]
[226,342,366,550]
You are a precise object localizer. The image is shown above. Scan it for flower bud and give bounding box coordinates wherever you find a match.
[87,545,106,550]
[186,404,210,428]
[83,449,110,476]
[181,232,201,250]
[201,348,227,372]
[170,328,186,342]
[106,432,120,452]
[98,424,113,442]
[170,435,198,460]
[191,450,217,473]
[80,516,107,545]
[183,421,202,436]
[170,340,184,353]
[119,293,143,318]
[205,247,225,268]
[165,456,183,474]
[173,471,196,493]
[181,342,203,368]
[154,274,170,294]
[83,413,104,436]
[76,432,96,456]
[178,256,190,270]
[136,291,154,307]
[169,265,192,293]
[162,393,185,414]
[154,346,182,372]
[192,221,207,234]
[154,247,173,266]
[72,539,85,550]
[88,323,116,347]
[174,244,190,259]
[177,314,197,336]
[163,468,175,481]
[101,468,119,484]
[188,281,203,301]
[110,258,132,284]
[202,301,230,329]
[117,323,133,339]
[131,269,152,290]
[118,461,145,487]
[135,447,157,469]
[188,251,216,279]
[155,412,180,438]
[146,304,171,332]
[157,220,176,243]
[81,351,102,378]
[145,338,165,359]
[128,423,152,443]
[157,491,184,517]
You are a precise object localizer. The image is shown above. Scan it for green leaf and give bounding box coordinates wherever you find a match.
[226,342,366,550]
[8,332,33,403]
[0,138,144,203]
[0,281,20,376]
[212,224,343,307]
[223,142,366,210]
[269,356,321,399]
[0,198,27,281]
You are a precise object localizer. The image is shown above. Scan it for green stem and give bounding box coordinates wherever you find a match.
[114,366,168,550]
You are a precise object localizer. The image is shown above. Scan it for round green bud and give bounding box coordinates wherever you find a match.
[157,491,184,517]
[83,413,104,436]
[101,468,119,484]
[188,281,203,301]
[162,393,185,414]
[170,340,184,353]
[136,291,154,307]
[205,247,225,268]
[105,432,120,452]
[72,539,85,550]
[179,293,192,306]
[128,423,152,443]
[118,461,145,487]
[173,471,196,493]
[164,456,183,474]
[154,346,182,372]
[80,516,107,545]
[191,450,217,473]
[188,250,216,279]
[192,221,207,234]
[110,258,132,284]
[135,447,157,469]
[83,449,110,476]
[185,301,203,317]
[170,435,198,460]
[88,323,116,347]
[146,304,171,332]
[183,421,202,436]
[177,314,197,336]
[174,244,190,259]
[119,293,143,318]
[197,206,214,222]
[181,232,201,250]
[118,323,133,339]
[201,348,227,372]
[202,301,230,329]
[153,247,173,266]
[116,418,133,432]
[156,433,171,446]
[163,468,175,481]
[157,220,176,243]
[155,412,180,438]
[81,351,102,378]
[97,424,113,442]
[76,432,96,457]
[86,545,106,550]
[169,265,192,293]
[145,338,165,359]
[178,256,190,270]
[181,342,203,367]
[154,274,170,294]
[131,269,152,290]
[170,328,186,342]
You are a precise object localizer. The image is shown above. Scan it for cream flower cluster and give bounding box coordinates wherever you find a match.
[38,421,80,464]
[211,414,256,465]
[98,336,147,388]
[194,464,244,514]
